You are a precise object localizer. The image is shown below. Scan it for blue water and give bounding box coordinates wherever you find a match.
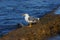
[55,7,60,14]
[48,35,60,40]
[0,0,60,36]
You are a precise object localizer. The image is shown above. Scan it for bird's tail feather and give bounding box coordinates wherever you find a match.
[37,18,40,21]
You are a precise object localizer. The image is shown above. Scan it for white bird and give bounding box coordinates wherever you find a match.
[22,13,40,27]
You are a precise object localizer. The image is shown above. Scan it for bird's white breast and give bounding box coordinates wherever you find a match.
[24,15,30,23]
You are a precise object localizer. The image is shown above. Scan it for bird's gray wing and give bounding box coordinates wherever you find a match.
[28,16,37,21]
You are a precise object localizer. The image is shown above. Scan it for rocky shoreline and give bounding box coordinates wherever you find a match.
[0,13,60,40]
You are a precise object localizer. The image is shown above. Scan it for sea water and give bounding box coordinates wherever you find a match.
[48,35,60,40]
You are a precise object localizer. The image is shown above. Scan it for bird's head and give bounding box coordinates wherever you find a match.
[22,13,29,17]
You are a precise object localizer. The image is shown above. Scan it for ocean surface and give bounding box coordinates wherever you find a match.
[48,35,60,40]
[0,0,60,37]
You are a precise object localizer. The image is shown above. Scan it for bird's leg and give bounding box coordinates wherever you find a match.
[29,23,32,27]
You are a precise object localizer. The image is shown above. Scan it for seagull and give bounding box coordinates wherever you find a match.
[22,13,40,27]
